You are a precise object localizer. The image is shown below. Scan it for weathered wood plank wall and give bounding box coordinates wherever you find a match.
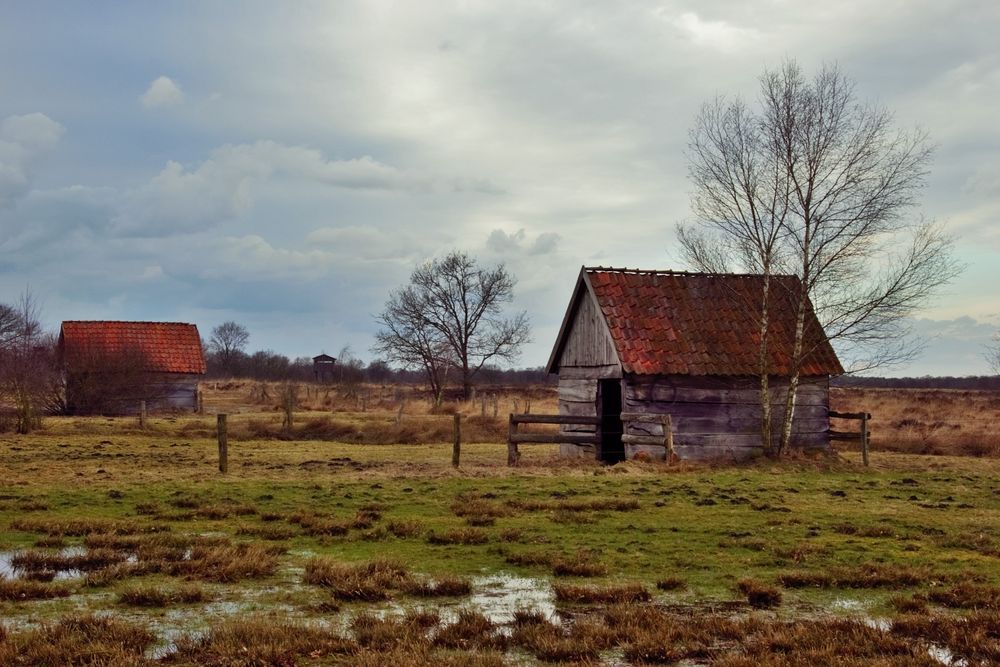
[623,374,830,459]
[556,293,619,368]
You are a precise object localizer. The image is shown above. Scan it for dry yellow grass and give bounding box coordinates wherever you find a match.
[832,387,1000,457]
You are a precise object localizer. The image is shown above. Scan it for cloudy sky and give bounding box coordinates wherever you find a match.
[1,1,998,376]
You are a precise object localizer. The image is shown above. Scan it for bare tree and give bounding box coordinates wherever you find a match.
[988,333,1000,375]
[0,291,60,432]
[208,321,250,376]
[681,60,961,456]
[373,251,530,401]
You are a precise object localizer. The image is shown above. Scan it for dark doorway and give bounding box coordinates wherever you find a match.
[598,379,624,463]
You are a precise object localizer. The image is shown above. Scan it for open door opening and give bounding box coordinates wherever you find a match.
[598,379,624,463]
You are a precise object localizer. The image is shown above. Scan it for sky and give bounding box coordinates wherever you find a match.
[1,1,998,376]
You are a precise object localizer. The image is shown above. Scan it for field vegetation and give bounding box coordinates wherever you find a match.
[0,381,998,664]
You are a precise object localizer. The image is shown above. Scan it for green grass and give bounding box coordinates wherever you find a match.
[1,428,999,662]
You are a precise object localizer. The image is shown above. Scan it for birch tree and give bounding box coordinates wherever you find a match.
[681,60,961,456]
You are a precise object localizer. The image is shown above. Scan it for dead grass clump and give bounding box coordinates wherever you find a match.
[926,582,1000,609]
[778,564,929,589]
[656,577,687,591]
[300,517,352,536]
[889,594,929,614]
[511,497,640,513]
[11,548,128,573]
[553,582,651,604]
[426,528,489,545]
[235,523,298,541]
[0,614,155,666]
[351,610,439,651]
[511,616,615,662]
[0,577,73,601]
[451,496,511,524]
[402,575,472,597]
[387,520,423,538]
[32,535,66,548]
[168,543,278,582]
[118,583,211,607]
[171,617,355,665]
[552,551,608,577]
[10,517,168,537]
[433,610,506,651]
[84,562,149,588]
[724,618,935,666]
[891,611,1000,665]
[304,556,411,601]
[737,579,782,608]
[503,549,555,567]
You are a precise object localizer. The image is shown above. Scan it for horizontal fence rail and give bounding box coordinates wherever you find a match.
[507,414,601,466]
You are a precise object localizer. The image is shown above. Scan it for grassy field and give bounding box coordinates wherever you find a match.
[0,384,998,665]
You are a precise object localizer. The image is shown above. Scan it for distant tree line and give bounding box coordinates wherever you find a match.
[832,375,1000,390]
[204,321,550,387]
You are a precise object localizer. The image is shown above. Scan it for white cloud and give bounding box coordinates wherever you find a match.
[486,228,561,256]
[668,12,760,53]
[1,113,65,151]
[116,141,426,236]
[0,113,64,206]
[140,76,184,108]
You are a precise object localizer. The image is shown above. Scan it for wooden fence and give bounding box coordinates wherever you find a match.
[621,412,675,461]
[829,410,872,466]
[506,414,601,466]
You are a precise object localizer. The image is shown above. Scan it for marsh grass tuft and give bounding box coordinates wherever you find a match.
[433,610,505,650]
[551,551,608,577]
[426,528,489,546]
[171,617,355,664]
[737,578,782,608]
[0,614,155,666]
[553,582,650,604]
[118,583,211,607]
[0,577,72,601]
[402,575,472,597]
[778,564,930,589]
[304,556,412,601]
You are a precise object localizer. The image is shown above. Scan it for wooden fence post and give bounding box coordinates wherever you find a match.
[661,414,674,461]
[507,414,519,466]
[197,389,204,415]
[138,401,147,429]
[452,414,461,468]
[217,414,228,474]
[861,412,870,467]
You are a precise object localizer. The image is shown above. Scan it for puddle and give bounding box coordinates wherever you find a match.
[0,548,87,580]
[830,597,870,612]
[468,574,556,623]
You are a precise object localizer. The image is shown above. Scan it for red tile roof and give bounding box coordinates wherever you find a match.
[551,268,843,377]
[60,321,206,375]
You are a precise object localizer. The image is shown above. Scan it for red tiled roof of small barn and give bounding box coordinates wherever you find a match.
[579,268,843,376]
[60,321,206,375]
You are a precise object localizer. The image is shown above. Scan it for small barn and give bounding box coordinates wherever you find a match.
[546,268,843,462]
[60,321,206,415]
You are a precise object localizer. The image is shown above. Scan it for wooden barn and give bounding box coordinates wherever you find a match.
[59,321,206,415]
[546,268,844,462]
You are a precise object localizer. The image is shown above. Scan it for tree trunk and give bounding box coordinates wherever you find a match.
[778,280,809,456]
[758,273,774,456]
